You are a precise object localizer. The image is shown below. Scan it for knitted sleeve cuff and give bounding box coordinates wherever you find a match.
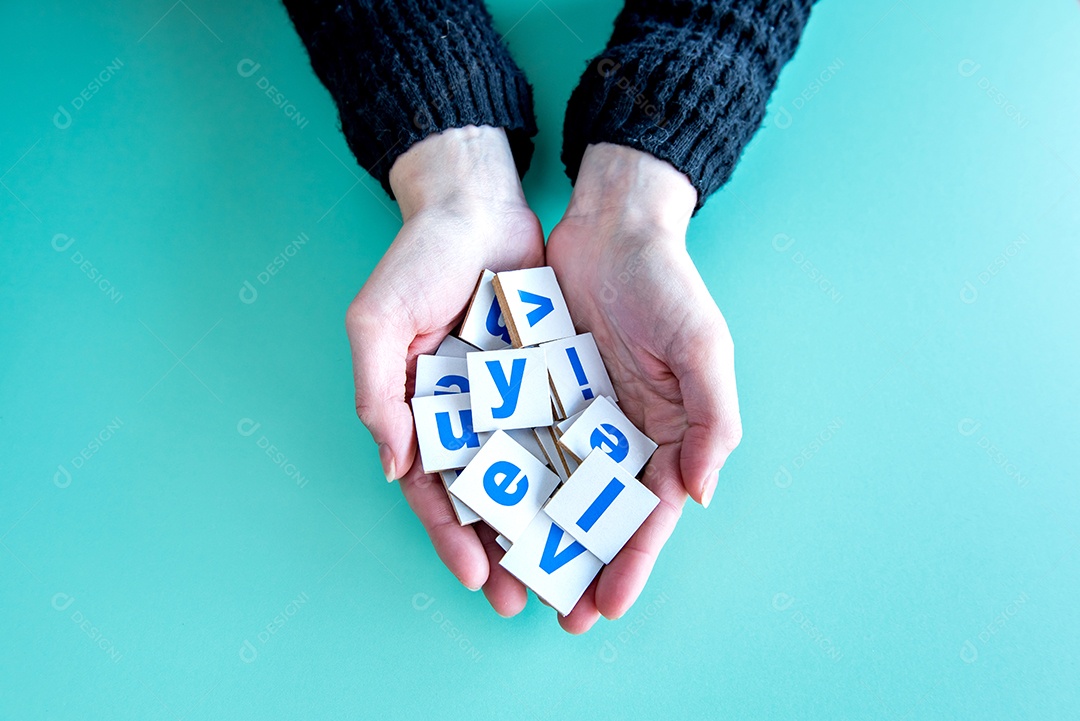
[562,0,813,211]
[283,0,537,198]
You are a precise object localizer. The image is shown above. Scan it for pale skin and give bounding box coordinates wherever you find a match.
[345,125,741,634]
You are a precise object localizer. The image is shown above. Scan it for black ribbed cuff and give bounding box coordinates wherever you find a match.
[562,0,813,212]
[284,0,537,198]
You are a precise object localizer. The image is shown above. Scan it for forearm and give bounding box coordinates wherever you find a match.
[562,0,815,211]
[282,0,537,197]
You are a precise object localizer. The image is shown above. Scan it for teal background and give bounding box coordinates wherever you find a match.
[2,0,1078,718]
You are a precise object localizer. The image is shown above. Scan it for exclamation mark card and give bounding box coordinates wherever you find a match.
[541,333,618,418]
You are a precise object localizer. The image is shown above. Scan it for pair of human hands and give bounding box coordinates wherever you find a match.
[344,126,742,634]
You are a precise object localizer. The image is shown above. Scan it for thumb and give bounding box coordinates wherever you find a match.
[345,298,417,482]
[673,317,742,508]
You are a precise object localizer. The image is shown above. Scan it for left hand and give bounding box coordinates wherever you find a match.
[344,126,544,613]
[546,143,743,633]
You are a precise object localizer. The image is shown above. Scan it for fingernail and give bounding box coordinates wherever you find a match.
[702,469,720,509]
[464,581,482,592]
[378,443,396,483]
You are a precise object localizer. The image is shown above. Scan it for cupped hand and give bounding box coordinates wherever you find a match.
[344,126,540,614]
[546,143,743,633]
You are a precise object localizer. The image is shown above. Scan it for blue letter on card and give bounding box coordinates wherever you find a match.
[517,290,554,327]
[590,423,629,462]
[539,522,587,573]
[485,296,511,344]
[576,478,625,532]
[435,409,479,451]
[483,460,528,506]
[486,358,526,419]
[434,374,469,395]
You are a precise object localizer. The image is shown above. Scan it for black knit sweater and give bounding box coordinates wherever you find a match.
[283,0,814,210]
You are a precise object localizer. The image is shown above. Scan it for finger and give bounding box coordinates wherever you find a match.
[672,312,742,507]
[595,444,686,619]
[398,462,489,591]
[475,524,528,617]
[345,295,418,482]
[558,576,601,634]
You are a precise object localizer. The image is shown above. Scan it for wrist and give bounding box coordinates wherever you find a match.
[563,144,697,240]
[389,125,527,220]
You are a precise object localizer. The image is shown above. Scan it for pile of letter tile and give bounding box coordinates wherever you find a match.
[411,268,659,615]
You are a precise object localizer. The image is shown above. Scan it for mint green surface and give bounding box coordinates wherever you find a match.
[2,1,1078,718]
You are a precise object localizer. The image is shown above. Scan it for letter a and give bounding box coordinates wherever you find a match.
[485,296,511,344]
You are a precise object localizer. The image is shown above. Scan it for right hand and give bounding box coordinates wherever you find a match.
[344,126,542,614]
[545,143,743,633]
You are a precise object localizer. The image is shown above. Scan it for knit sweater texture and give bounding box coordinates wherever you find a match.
[565,0,814,208]
[282,0,538,198]
[283,0,814,209]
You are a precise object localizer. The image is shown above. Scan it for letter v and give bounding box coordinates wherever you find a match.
[539,522,587,574]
